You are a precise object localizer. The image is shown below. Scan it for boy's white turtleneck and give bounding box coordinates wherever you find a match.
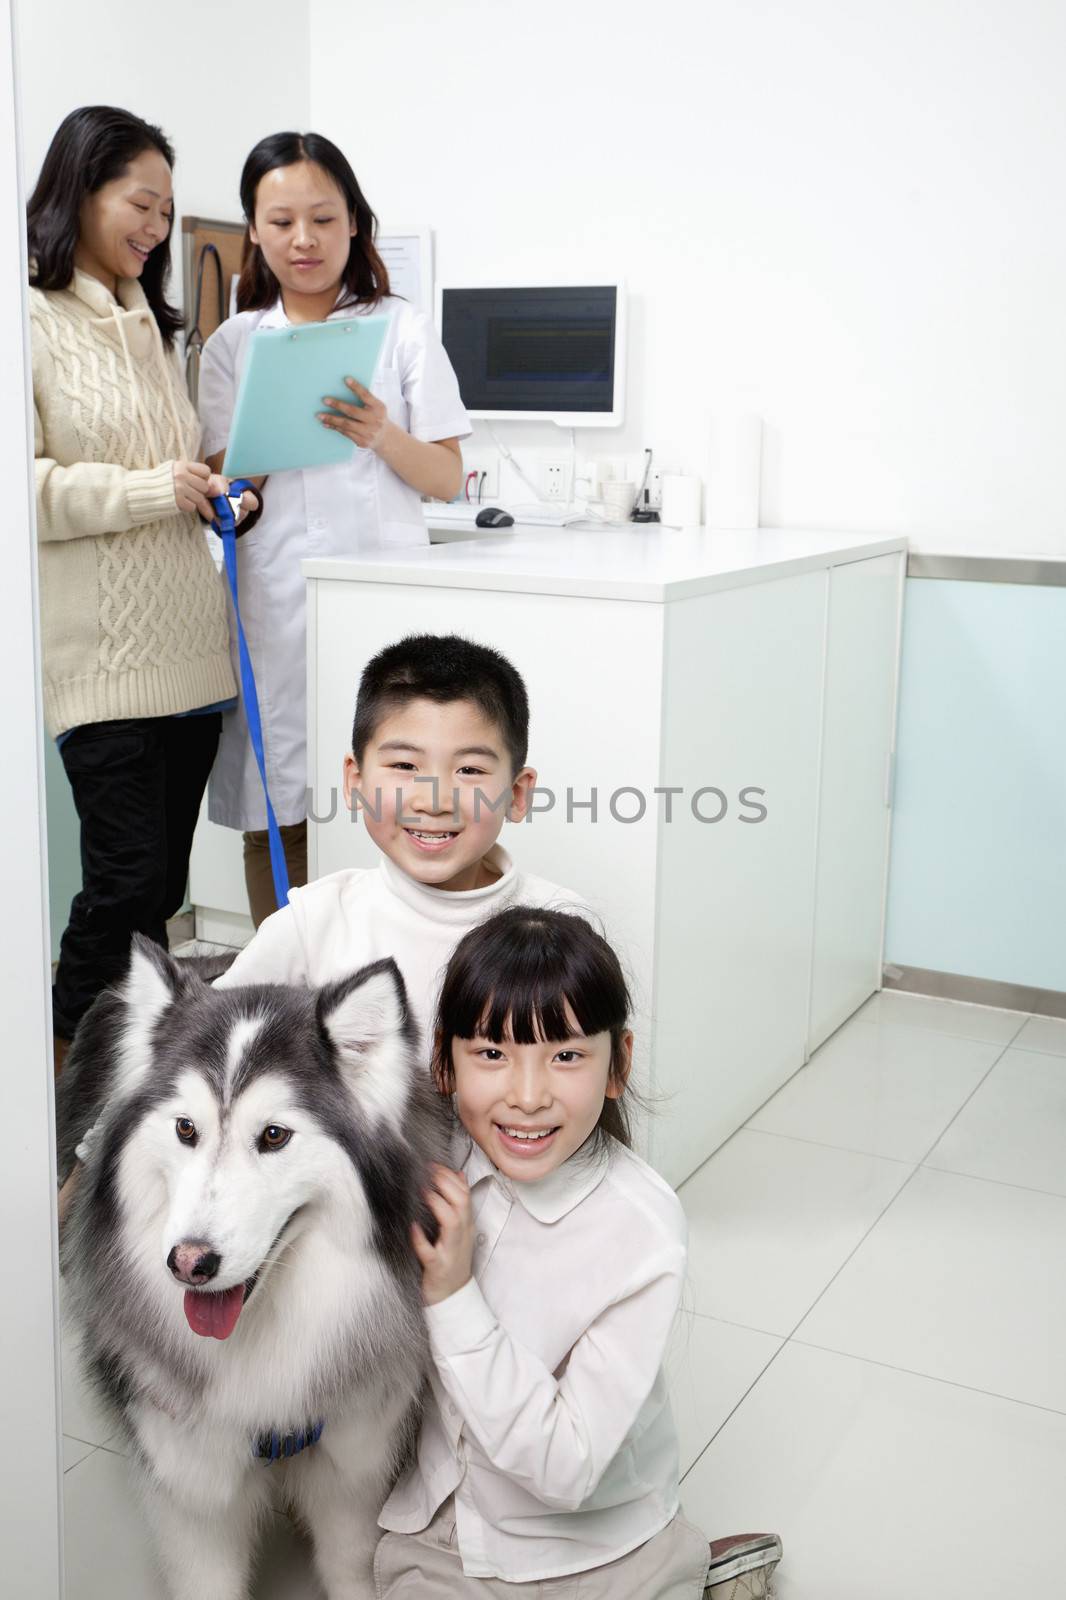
[216,846,590,1049]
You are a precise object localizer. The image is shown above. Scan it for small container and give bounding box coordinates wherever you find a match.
[660,474,703,527]
[602,480,636,523]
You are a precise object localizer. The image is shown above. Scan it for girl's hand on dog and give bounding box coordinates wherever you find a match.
[413,1165,475,1306]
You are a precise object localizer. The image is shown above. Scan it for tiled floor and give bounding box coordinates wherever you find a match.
[60,993,1066,1597]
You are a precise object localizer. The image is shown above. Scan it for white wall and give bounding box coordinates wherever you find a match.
[19,0,311,308]
[309,0,1066,556]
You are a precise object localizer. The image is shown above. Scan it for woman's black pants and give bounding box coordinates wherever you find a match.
[52,713,221,1040]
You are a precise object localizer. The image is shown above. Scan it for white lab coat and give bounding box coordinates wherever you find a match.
[198,294,470,830]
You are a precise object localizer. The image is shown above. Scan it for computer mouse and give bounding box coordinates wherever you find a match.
[474,507,515,528]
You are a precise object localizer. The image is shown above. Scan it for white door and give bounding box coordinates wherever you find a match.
[0,0,64,1589]
[654,571,828,1183]
[807,552,904,1051]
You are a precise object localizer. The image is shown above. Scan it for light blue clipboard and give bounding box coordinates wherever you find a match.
[222,314,391,477]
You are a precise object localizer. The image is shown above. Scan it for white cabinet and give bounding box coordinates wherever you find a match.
[305,527,905,1186]
[188,801,254,948]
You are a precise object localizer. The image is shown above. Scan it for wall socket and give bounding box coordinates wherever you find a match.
[541,458,570,501]
[461,455,499,501]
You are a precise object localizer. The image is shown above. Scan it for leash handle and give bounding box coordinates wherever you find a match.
[211,480,290,914]
[210,477,262,540]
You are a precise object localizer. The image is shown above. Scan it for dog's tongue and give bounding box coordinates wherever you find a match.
[184,1285,246,1340]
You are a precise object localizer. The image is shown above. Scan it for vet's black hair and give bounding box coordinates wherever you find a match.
[27,106,183,347]
[351,633,530,776]
[236,130,390,312]
[434,906,634,1148]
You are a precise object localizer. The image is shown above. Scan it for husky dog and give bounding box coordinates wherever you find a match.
[57,936,449,1600]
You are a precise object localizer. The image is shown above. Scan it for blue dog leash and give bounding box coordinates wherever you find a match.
[211,481,290,913]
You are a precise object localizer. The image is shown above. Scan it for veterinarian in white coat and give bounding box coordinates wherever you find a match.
[200,131,469,924]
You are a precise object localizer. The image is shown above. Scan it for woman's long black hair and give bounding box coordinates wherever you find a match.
[236,131,390,313]
[27,106,184,348]
[434,906,636,1150]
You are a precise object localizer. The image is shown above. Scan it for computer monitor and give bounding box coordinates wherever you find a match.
[438,283,625,427]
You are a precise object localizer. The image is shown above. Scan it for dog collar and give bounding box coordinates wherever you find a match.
[252,1419,325,1463]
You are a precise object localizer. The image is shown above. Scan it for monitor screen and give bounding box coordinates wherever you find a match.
[440,285,623,424]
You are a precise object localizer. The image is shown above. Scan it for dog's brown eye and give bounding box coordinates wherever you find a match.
[175,1118,197,1145]
[258,1125,292,1153]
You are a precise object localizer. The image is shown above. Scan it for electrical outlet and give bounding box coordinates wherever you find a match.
[541,458,569,501]
[647,468,665,510]
[461,455,499,502]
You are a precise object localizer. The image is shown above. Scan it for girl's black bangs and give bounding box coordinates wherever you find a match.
[441,929,627,1045]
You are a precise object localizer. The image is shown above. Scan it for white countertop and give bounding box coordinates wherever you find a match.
[302,525,907,602]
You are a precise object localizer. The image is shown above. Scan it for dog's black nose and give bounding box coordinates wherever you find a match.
[167,1244,221,1285]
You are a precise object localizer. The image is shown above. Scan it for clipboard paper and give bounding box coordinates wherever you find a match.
[222,313,391,476]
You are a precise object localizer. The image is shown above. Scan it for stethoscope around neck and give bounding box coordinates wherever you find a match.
[184,242,225,407]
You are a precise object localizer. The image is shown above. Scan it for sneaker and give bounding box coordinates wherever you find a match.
[705,1532,782,1598]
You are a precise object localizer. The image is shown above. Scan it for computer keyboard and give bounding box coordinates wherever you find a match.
[423,502,481,524]
[500,504,584,527]
[423,502,586,528]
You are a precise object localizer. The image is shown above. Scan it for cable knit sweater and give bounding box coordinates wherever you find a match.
[31,270,235,737]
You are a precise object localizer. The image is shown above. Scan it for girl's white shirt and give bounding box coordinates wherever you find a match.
[198,295,470,830]
[379,1132,688,1583]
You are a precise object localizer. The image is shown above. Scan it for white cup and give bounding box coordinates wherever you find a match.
[602,480,636,523]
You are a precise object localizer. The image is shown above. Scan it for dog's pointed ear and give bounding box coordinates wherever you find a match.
[124,934,183,1013]
[317,959,413,1130]
[115,936,183,1097]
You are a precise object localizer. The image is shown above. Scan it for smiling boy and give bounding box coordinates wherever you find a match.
[215,635,587,1043]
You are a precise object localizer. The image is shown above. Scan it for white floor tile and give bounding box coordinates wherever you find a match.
[856,989,1025,1044]
[64,1449,159,1600]
[926,1046,1066,1196]
[681,1342,1066,1599]
[63,1435,96,1472]
[65,1448,325,1600]
[171,938,241,959]
[666,1311,783,1477]
[749,1018,1001,1162]
[1013,1014,1066,1057]
[60,1325,115,1449]
[796,1166,1066,1411]
[680,1130,911,1335]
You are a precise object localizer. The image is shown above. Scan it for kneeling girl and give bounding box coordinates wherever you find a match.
[376,905,711,1598]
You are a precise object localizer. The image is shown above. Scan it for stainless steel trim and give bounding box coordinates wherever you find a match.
[882,964,1066,1020]
[907,553,1066,587]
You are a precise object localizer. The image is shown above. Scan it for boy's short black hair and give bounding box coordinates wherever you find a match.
[351,634,530,774]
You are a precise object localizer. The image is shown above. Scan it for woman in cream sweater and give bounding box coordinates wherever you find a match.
[29,105,237,1061]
